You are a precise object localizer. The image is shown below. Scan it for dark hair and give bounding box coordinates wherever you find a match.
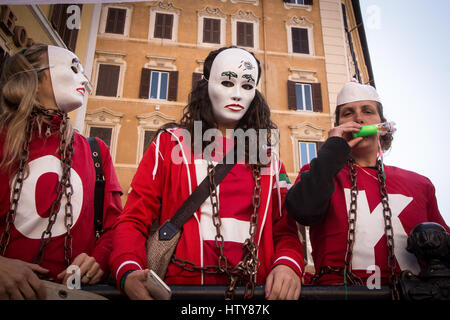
[335,101,393,151]
[158,46,276,165]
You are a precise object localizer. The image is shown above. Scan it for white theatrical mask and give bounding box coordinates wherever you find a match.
[47,45,90,113]
[208,48,258,126]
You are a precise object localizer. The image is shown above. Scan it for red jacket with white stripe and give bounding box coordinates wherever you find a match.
[110,128,304,287]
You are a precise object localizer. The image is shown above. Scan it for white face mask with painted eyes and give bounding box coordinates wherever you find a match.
[47,46,91,113]
[208,48,258,126]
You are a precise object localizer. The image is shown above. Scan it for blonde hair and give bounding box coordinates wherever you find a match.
[0,44,73,176]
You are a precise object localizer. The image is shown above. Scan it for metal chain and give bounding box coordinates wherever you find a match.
[0,112,35,255]
[208,161,228,273]
[311,159,400,300]
[171,163,262,300]
[346,159,400,300]
[343,158,360,282]
[33,112,75,267]
[376,159,400,300]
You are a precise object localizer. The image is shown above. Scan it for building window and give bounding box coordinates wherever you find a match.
[148,3,180,42]
[139,68,178,101]
[287,81,322,112]
[292,27,309,54]
[236,22,254,47]
[51,4,82,52]
[89,127,113,149]
[231,10,259,50]
[154,13,173,39]
[203,18,220,44]
[284,0,313,5]
[295,83,312,111]
[286,16,314,54]
[298,141,317,168]
[105,8,126,34]
[84,108,124,162]
[95,64,120,97]
[143,130,157,155]
[198,7,226,47]
[99,5,132,37]
[150,71,169,100]
[137,111,176,163]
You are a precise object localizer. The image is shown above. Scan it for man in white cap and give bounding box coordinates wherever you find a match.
[285,81,449,298]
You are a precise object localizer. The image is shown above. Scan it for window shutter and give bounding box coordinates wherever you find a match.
[246,23,254,47]
[115,8,126,34]
[300,28,309,54]
[287,80,297,110]
[167,71,178,101]
[89,127,113,149]
[96,64,120,97]
[317,141,325,151]
[139,68,151,98]
[154,13,164,38]
[203,18,211,43]
[164,14,173,39]
[304,0,314,5]
[237,22,245,46]
[212,19,220,44]
[51,4,81,52]
[311,83,323,112]
[192,72,202,91]
[292,27,309,54]
[50,4,65,31]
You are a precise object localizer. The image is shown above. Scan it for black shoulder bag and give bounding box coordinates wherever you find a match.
[87,137,105,240]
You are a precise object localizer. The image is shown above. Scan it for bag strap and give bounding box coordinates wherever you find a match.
[158,150,238,241]
[87,137,106,240]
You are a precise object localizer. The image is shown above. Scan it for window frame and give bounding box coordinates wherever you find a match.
[99,4,133,37]
[149,70,170,101]
[148,4,180,43]
[286,16,314,55]
[298,141,317,168]
[295,83,313,111]
[136,111,176,163]
[231,10,259,50]
[84,108,124,163]
[197,7,227,48]
[92,52,127,98]
[88,126,114,149]
[94,63,121,97]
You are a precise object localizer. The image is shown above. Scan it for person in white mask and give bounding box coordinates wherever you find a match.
[111,47,304,300]
[0,44,123,299]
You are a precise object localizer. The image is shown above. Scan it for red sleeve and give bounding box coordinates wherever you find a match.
[425,179,450,232]
[109,132,169,288]
[271,161,305,278]
[91,138,123,274]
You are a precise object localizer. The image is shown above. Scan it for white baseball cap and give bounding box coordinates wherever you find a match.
[337,81,381,106]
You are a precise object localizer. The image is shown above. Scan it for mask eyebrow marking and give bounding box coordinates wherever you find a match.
[242,74,255,83]
[221,71,238,80]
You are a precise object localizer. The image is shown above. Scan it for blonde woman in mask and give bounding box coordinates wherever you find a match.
[0,44,122,299]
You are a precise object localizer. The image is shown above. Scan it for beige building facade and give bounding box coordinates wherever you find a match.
[84,0,373,204]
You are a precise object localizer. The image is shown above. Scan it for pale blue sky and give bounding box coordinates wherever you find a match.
[360,0,450,225]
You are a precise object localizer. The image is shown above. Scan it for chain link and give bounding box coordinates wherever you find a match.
[0,108,75,268]
[311,159,400,299]
[0,113,35,255]
[376,160,400,300]
[33,112,75,267]
[171,163,262,299]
